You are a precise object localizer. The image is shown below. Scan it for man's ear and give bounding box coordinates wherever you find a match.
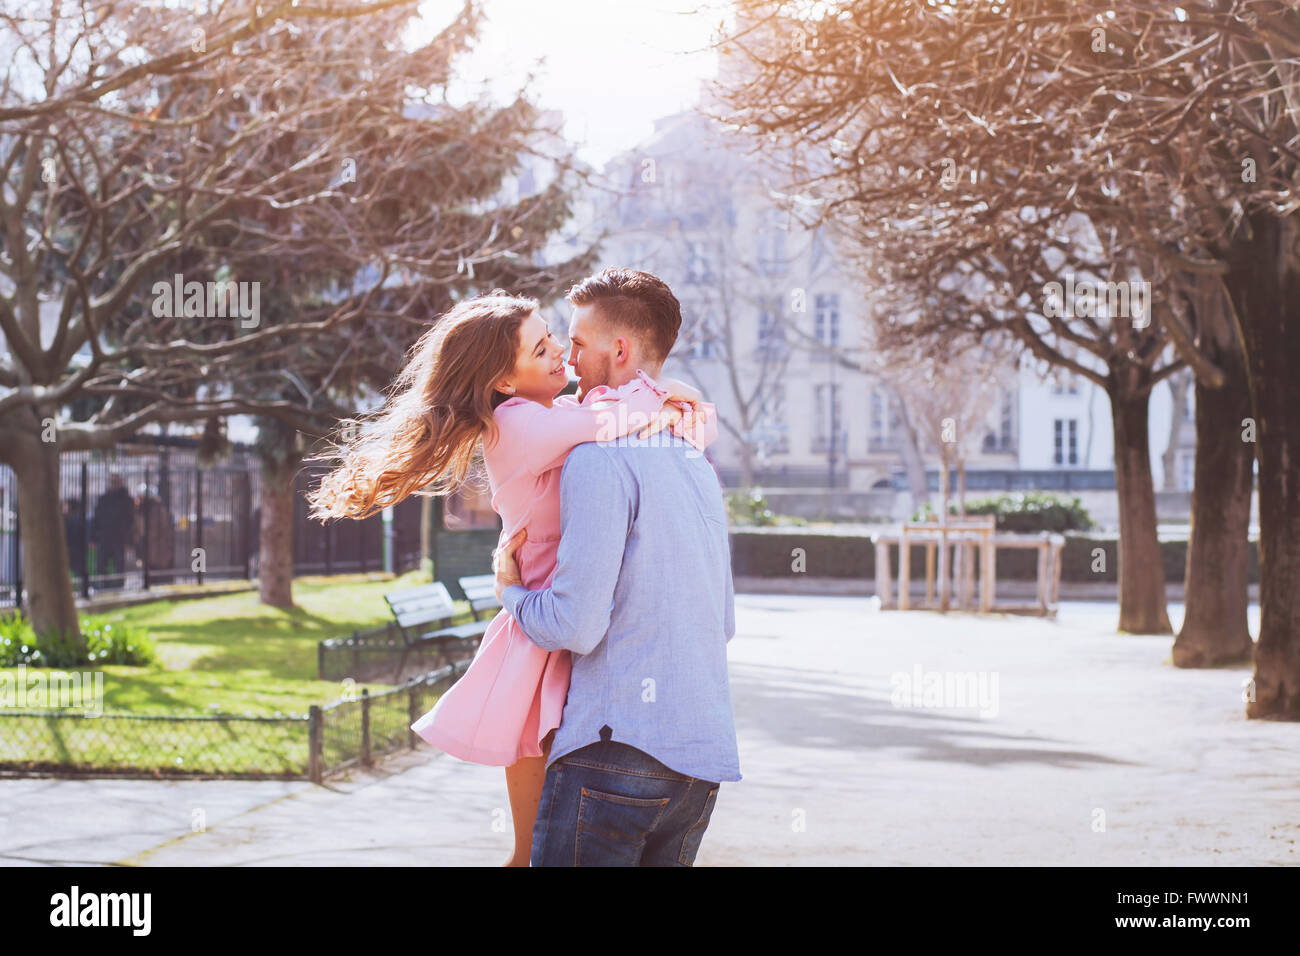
[612,335,633,367]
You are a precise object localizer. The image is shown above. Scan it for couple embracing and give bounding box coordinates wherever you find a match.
[310,268,741,866]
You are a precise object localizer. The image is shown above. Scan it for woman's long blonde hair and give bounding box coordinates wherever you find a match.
[307,290,540,521]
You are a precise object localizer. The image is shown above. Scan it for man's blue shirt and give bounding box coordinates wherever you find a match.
[502,434,741,783]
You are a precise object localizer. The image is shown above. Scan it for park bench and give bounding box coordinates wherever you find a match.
[457,573,503,621]
[383,582,489,681]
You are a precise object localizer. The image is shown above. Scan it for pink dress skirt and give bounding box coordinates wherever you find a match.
[411,535,569,765]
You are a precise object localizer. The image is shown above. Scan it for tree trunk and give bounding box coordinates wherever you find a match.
[258,453,299,609]
[1224,211,1300,719]
[5,428,83,651]
[957,456,967,516]
[893,392,929,510]
[737,438,756,489]
[1173,338,1253,667]
[1108,383,1172,634]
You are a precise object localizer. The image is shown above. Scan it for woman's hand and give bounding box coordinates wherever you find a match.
[649,377,708,438]
[637,403,684,440]
[493,528,527,602]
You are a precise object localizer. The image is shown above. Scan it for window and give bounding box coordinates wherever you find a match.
[983,390,1016,453]
[1053,418,1078,466]
[1051,373,1080,395]
[1000,391,1015,450]
[757,384,789,453]
[869,387,901,452]
[684,312,718,359]
[813,294,840,359]
[757,209,788,276]
[757,297,786,354]
[814,383,844,453]
[686,240,713,283]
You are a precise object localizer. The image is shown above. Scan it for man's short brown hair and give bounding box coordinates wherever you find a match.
[565,267,682,363]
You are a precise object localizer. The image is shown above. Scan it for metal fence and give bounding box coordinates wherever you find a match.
[0,658,472,780]
[0,437,425,609]
[318,621,482,683]
[893,469,1119,492]
[313,660,471,782]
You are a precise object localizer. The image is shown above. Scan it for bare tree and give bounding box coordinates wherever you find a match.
[0,0,590,640]
[717,1,1299,704]
[597,118,799,487]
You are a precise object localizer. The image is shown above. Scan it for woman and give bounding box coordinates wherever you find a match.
[307,290,716,865]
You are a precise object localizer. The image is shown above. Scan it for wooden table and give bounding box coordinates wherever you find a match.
[871,522,1064,616]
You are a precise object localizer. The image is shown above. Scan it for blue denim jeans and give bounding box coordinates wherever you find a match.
[530,736,721,867]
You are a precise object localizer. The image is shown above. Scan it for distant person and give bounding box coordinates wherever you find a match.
[91,473,135,590]
[134,485,175,585]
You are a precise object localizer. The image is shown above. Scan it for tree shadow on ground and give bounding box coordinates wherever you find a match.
[729,660,1135,770]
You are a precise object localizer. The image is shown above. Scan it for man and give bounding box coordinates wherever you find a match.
[92,473,135,590]
[493,267,741,866]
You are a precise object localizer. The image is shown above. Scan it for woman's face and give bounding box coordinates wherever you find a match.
[498,311,569,405]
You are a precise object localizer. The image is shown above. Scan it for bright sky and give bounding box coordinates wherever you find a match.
[414,0,726,166]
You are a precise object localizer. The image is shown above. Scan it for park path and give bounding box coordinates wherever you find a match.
[3,597,1296,866]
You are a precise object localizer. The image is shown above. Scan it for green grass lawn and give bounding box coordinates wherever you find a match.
[2,569,452,717]
[0,570,475,774]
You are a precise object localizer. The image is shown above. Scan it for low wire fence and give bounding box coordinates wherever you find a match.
[318,622,482,684]
[0,658,472,781]
[314,661,471,782]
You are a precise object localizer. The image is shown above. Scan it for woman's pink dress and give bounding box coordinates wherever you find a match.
[410,370,718,766]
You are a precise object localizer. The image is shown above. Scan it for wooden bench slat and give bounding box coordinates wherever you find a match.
[390,596,457,617]
[385,582,458,634]
[457,573,502,621]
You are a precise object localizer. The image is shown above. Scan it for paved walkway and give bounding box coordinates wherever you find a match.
[3,597,1296,866]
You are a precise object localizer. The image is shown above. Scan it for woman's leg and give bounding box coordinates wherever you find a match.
[502,729,556,867]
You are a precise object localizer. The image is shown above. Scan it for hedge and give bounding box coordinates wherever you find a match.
[729,530,1261,583]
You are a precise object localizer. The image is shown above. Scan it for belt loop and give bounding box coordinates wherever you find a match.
[598,724,613,743]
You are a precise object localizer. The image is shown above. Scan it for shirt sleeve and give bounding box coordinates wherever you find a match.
[496,370,669,477]
[501,445,632,655]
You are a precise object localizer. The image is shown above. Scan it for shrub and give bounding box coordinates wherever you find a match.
[921,493,1095,533]
[726,491,807,528]
[972,493,1093,532]
[0,613,157,667]
[0,613,38,667]
[82,616,158,666]
[727,491,775,526]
